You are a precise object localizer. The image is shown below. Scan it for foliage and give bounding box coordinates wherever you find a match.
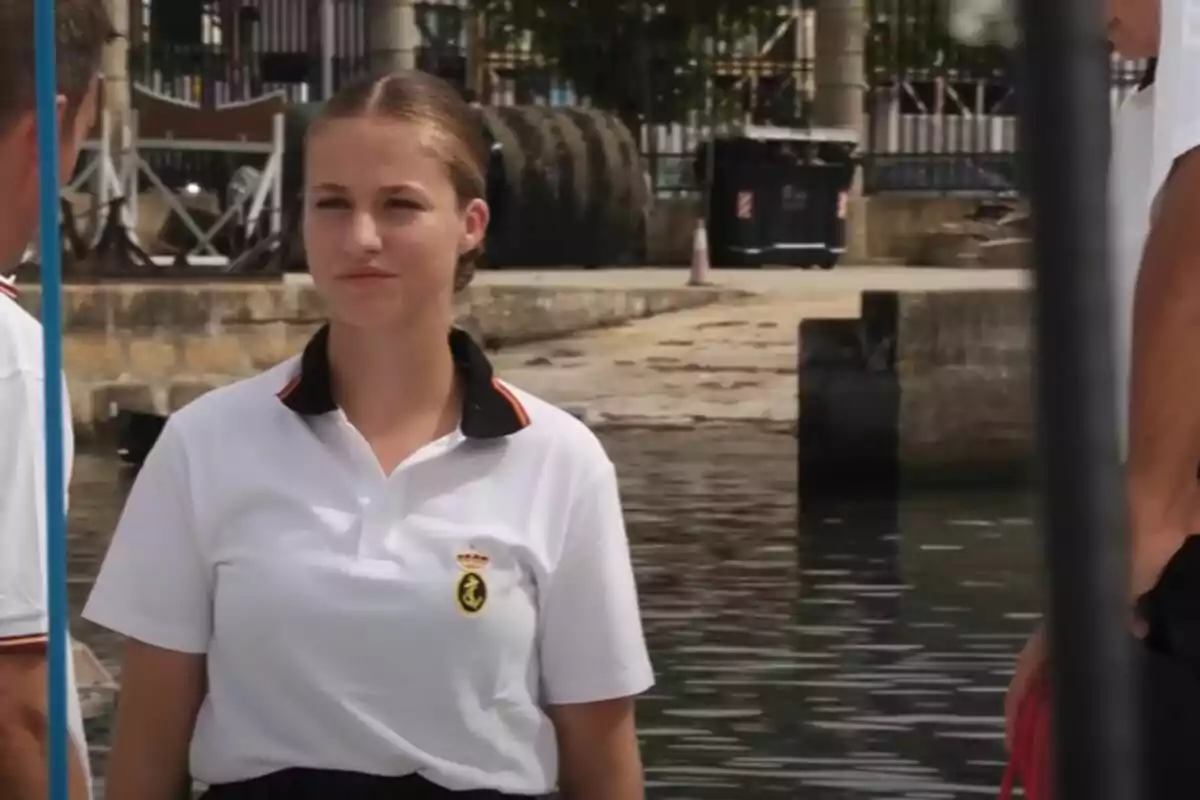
[471,0,791,125]
[866,0,1011,79]
[470,0,1012,126]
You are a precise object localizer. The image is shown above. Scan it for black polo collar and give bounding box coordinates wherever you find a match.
[277,325,530,439]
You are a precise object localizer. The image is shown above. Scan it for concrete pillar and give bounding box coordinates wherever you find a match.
[814,0,868,262]
[366,0,418,73]
[94,0,131,239]
[466,5,487,100]
[102,0,131,131]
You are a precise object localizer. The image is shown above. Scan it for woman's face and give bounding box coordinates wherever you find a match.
[1108,0,1159,59]
[302,117,488,330]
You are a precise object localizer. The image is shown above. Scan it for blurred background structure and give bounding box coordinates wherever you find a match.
[47,0,1149,276]
[107,0,1144,192]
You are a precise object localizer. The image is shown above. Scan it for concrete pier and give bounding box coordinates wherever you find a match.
[14,267,1033,472]
[14,275,745,438]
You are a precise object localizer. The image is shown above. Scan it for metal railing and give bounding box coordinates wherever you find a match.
[45,110,285,278]
[116,0,1157,200]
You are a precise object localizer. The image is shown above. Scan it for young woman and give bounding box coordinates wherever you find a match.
[82,71,654,800]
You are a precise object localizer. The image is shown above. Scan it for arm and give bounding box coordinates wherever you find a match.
[104,641,205,800]
[81,421,214,800]
[1124,15,1200,597]
[538,456,653,799]
[548,699,643,800]
[0,373,88,798]
[1126,148,1200,598]
[0,648,88,800]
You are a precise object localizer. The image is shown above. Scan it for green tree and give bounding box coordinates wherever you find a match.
[472,0,787,126]
[866,0,1010,80]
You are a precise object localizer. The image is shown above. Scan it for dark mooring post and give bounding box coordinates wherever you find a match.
[1015,1,1139,799]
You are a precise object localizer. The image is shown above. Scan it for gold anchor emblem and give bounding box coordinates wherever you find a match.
[454,547,490,615]
[456,571,487,615]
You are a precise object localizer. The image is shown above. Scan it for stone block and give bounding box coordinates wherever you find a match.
[208,284,285,326]
[63,334,125,379]
[799,289,1035,487]
[125,337,179,378]
[168,380,218,411]
[225,321,294,371]
[63,287,111,331]
[283,323,322,356]
[66,380,95,429]
[290,283,326,321]
[90,383,158,423]
[111,285,212,333]
[177,336,252,375]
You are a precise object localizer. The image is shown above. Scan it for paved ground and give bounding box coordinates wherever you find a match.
[490,293,843,428]
[473,265,1029,294]
[284,265,1029,295]
[479,267,1025,427]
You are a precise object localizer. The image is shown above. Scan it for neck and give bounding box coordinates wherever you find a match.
[0,222,29,275]
[326,317,458,431]
[0,145,32,271]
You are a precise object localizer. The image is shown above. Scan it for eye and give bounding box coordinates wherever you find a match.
[313,196,350,210]
[383,196,422,211]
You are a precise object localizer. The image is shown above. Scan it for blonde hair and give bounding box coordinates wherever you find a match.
[311,70,488,291]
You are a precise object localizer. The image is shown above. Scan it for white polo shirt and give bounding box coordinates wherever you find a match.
[83,325,654,792]
[0,275,90,793]
[1110,10,1200,454]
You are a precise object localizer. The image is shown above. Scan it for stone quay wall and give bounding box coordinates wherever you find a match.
[893,290,1033,480]
[14,280,744,440]
[800,288,1034,488]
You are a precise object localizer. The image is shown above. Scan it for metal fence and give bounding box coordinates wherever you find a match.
[125,0,815,197]
[862,0,1150,195]
[120,0,1154,198]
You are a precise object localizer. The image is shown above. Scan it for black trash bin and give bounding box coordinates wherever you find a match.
[696,125,858,268]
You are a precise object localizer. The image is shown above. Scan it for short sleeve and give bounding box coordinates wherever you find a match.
[0,373,49,643]
[82,421,212,654]
[538,459,654,705]
[1152,4,1200,206]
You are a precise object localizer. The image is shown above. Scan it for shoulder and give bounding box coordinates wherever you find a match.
[1151,16,1200,193]
[162,356,300,451]
[500,381,613,483]
[0,296,44,380]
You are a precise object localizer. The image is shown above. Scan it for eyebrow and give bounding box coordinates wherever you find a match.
[310,182,423,194]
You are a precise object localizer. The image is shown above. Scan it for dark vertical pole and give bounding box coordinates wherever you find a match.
[321,0,335,98]
[1014,1,1139,799]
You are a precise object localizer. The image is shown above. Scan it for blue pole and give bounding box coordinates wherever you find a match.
[32,1,71,798]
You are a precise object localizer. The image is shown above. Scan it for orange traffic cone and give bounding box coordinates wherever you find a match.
[688,219,710,286]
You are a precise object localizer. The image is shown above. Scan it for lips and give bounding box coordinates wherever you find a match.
[341,268,395,280]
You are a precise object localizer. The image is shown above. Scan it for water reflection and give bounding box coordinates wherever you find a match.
[69,427,1040,798]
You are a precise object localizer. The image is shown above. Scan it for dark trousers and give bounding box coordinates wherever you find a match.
[1137,534,1200,798]
[200,769,553,800]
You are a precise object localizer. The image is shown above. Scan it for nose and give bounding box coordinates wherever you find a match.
[347,210,382,253]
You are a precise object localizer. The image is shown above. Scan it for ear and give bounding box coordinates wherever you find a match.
[460,197,489,255]
[16,94,70,150]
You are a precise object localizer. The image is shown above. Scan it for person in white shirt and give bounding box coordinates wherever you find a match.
[84,69,654,800]
[1006,0,1200,772]
[0,2,113,799]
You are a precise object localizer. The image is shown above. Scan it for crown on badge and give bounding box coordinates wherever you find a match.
[456,550,490,570]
